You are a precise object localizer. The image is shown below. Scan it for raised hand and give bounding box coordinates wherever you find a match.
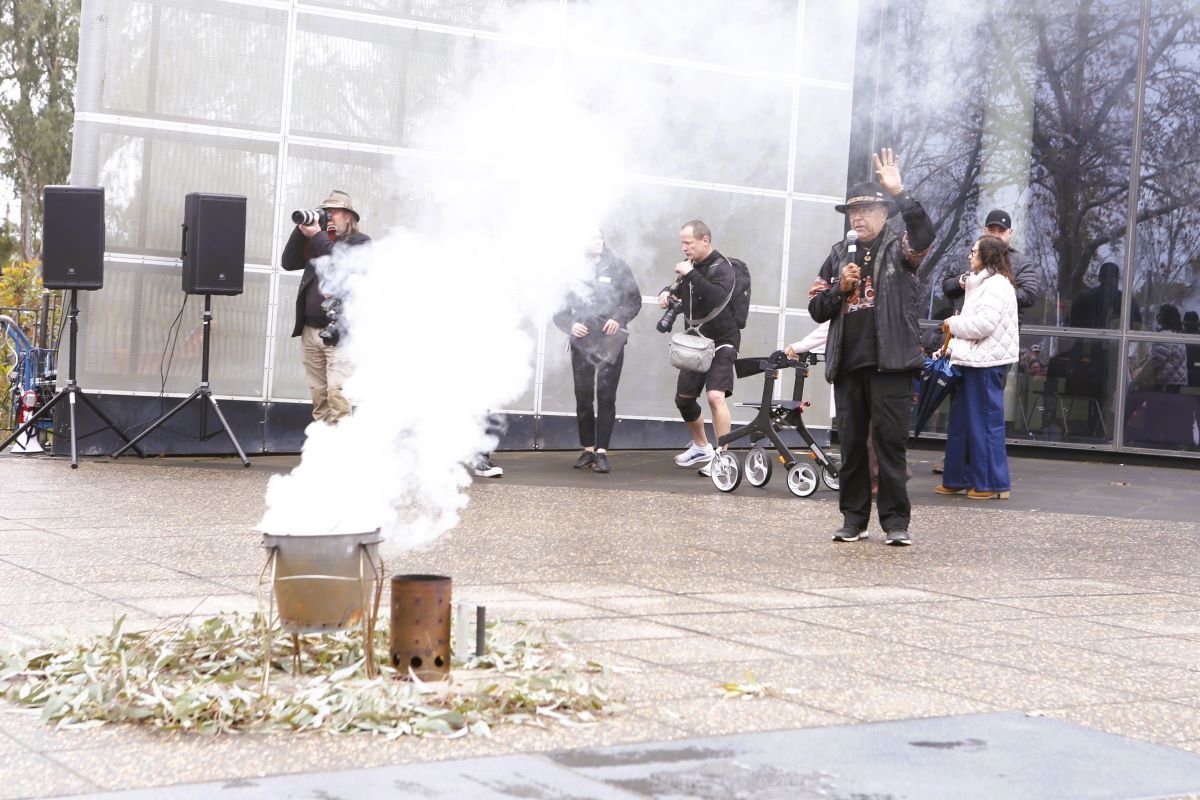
[873,148,903,196]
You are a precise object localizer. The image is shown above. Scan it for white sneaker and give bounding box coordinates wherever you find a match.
[698,460,713,477]
[674,442,715,467]
[473,457,503,478]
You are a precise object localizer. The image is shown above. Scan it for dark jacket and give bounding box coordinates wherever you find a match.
[661,249,739,348]
[553,248,642,339]
[943,245,1038,324]
[280,226,372,338]
[808,193,935,383]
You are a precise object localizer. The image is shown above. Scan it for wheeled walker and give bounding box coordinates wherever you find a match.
[708,350,840,497]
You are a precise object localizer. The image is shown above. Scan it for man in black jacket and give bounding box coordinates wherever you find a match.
[809,150,934,546]
[280,190,371,424]
[658,220,739,476]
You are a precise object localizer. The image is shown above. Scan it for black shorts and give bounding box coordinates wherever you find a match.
[676,344,737,397]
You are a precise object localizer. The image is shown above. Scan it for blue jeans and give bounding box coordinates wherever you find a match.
[943,365,1010,493]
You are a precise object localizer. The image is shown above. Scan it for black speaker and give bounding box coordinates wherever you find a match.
[182,193,246,295]
[42,186,104,290]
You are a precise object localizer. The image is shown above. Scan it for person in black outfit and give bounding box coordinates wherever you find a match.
[657,220,740,477]
[281,190,371,424]
[552,230,641,473]
[808,150,935,546]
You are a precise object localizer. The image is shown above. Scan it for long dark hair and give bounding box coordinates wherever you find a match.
[976,236,1015,286]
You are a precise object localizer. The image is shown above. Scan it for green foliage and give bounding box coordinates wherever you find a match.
[0,614,614,737]
[0,256,43,312]
[0,0,79,261]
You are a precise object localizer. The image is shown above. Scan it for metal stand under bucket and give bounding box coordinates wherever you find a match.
[259,531,385,685]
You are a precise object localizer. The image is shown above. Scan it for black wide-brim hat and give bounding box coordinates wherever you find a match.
[834,181,896,214]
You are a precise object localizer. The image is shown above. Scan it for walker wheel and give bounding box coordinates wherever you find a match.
[821,463,840,491]
[787,463,818,497]
[744,447,773,488]
[710,451,741,493]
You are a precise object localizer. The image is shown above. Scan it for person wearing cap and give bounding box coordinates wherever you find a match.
[932,208,1038,472]
[942,209,1039,323]
[808,149,935,547]
[281,190,371,424]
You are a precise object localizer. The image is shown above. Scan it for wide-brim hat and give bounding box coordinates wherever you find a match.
[834,181,895,214]
[321,189,360,222]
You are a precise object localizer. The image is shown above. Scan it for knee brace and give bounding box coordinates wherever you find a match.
[675,394,702,423]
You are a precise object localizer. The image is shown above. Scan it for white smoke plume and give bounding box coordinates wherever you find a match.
[258,0,799,551]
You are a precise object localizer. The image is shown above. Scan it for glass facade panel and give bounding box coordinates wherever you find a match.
[1124,338,1200,451]
[269,272,311,402]
[1131,0,1200,334]
[868,0,1140,330]
[786,199,849,309]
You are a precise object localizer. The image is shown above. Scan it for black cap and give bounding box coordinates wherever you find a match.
[984,209,1012,230]
[835,182,895,214]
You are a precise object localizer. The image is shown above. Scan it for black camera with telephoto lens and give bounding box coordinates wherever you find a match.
[292,208,330,228]
[656,297,684,333]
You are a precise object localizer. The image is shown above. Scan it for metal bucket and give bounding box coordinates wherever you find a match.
[261,530,383,634]
[389,574,452,681]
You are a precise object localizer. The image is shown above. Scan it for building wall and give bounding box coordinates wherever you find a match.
[67,0,859,453]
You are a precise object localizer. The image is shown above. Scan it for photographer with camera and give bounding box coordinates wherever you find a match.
[658,219,739,476]
[281,190,371,424]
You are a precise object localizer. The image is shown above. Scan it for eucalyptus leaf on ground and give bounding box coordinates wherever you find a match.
[0,614,611,738]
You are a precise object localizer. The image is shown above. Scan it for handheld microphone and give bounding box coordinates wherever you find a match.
[845,230,860,289]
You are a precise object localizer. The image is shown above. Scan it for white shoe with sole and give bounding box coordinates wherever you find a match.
[674,442,715,467]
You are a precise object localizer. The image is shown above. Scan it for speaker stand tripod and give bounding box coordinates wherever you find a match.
[111,294,250,466]
[0,290,145,469]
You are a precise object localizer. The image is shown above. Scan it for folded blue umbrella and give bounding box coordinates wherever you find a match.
[913,343,962,437]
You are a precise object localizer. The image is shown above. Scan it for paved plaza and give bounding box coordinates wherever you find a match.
[0,446,1198,798]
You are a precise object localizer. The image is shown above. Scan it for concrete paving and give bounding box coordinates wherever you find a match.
[0,446,1198,798]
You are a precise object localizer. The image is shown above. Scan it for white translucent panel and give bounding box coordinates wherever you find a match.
[558,0,797,75]
[75,263,270,397]
[77,124,277,262]
[786,198,847,308]
[90,0,285,129]
[793,85,854,197]
[782,313,833,428]
[269,272,312,402]
[502,320,539,413]
[799,1,859,83]
[563,54,792,189]
[603,186,785,309]
[317,0,511,29]
[289,21,457,145]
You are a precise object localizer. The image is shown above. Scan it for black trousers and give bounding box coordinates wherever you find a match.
[571,345,624,450]
[834,367,915,532]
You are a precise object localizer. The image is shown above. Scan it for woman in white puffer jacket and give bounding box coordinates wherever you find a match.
[936,236,1019,500]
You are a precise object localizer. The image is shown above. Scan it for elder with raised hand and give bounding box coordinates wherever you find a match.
[808,149,934,547]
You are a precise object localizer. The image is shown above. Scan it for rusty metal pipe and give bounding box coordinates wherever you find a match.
[389,574,451,681]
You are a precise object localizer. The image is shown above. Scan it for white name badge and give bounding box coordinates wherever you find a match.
[599,276,612,284]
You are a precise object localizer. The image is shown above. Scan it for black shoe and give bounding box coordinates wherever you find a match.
[573,451,596,469]
[832,525,868,542]
[593,452,610,473]
[885,529,912,547]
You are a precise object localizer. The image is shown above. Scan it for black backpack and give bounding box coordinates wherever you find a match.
[728,257,752,329]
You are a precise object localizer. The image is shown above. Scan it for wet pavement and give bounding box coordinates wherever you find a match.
[0,446,1198,798]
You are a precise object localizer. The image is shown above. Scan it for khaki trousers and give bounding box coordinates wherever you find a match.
[301,325,351,423]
